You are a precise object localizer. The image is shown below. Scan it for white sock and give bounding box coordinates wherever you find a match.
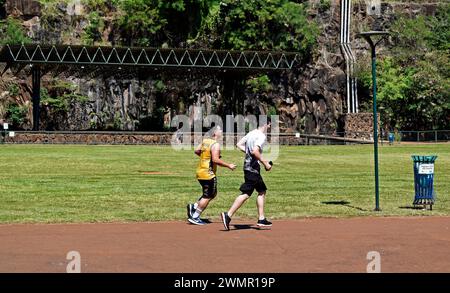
[193,208,203,219]
[193,202,199,210]
[259,216,265,221]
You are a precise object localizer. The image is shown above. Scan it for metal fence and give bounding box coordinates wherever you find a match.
[0,130,448,145]
[392,130,450,143]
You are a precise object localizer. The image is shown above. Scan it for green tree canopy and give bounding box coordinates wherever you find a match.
[358,5,450,131]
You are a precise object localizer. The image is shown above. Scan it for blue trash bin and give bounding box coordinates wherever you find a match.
[411,155,437,210]
[388,133,395,145]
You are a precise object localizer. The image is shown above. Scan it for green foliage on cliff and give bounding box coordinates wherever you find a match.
[8,83,20,97]
[41,88,68,111]
[0,17,31,45]
[112,0,211,46]
[358,5,450,131]
[82,0,111,12]
[82,11,105,45]
[38,0,67,29]
[216,0,318,53]
[317,0,331,12]
[246,75,272,94]
[154,80,166,92]
[6,104,28,126]
[426,4,450,51]
[75,0,319,53]
[41,81,89,112]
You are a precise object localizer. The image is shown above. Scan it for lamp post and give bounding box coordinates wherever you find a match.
[379,105,385,146]
[358,31,389,212]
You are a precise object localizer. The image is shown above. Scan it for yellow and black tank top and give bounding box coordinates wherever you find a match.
[196,138,218,180]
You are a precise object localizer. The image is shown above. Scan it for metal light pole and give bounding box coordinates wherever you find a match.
[358,31,389,212]
[379,105,385,146]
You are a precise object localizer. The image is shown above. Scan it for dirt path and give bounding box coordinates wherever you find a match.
[1,217,449,272]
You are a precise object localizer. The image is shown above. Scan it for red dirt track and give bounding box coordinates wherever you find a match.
[1,217,449,273]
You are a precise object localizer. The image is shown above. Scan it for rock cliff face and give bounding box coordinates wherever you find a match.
[4,0,41,18]
[0,0,442,133]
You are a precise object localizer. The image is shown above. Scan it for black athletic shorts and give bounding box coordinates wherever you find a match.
[239,171,267,196]
[198,177,217,199]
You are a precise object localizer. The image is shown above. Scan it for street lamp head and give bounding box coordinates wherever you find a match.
[358,31,389,48]
[358,31,389,38]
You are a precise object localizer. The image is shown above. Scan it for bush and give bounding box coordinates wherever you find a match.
[6,103,28,127]
[154,80,166,92]
[40,81,89,112]
[38,0,66,30]
[0,16,32,45]
[8,84,20,97]
[82,0,111,13]
[246,75,272,94]
[318,0,331,12]
[82,11,105,45]
[267,105,277,116]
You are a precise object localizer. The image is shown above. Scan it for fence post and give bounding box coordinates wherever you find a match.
[417,131,420,142]
[435,131,437,143]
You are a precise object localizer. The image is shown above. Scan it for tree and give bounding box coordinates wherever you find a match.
[357,6,450,131]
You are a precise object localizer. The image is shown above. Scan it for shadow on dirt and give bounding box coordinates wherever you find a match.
[321,200,368,212]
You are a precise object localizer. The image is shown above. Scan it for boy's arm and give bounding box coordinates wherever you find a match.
[236,136,247,153]
[211,144,236,170]
[194,143,202,156]
[251,146,271,171]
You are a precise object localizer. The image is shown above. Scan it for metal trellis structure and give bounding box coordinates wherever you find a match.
[0,44,300,71]
[0,44,300,130]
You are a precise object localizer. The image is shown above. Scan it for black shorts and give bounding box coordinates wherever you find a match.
[239,171,267,196]
[198,177,217,199]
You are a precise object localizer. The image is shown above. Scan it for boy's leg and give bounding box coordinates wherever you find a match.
[227,171,255,218]
[254,172,268,220]
[221,172,254,230]
[192,197,210,219]
[192,177,217,219]
[256,192,266,220]
[255,176,271,226]
[227,194,250,217]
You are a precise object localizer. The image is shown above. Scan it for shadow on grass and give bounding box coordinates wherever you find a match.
[321,200,368,212]
[399,206,426,210]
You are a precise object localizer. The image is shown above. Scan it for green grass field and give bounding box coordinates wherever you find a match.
[0,143,448,223]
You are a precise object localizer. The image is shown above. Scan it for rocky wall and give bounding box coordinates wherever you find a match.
[1,132,328,145]
[343,112,379,140]
[0,0,444,137]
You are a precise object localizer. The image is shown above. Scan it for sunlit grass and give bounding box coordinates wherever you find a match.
[0,143,448,223]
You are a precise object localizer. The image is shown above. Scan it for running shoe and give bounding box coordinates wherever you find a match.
[186,203,195,219]
[188,217,206,225]
[221,212,231,231]
[257,218,272,227]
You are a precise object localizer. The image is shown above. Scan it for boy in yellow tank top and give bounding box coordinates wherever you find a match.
[187,126,236,225]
